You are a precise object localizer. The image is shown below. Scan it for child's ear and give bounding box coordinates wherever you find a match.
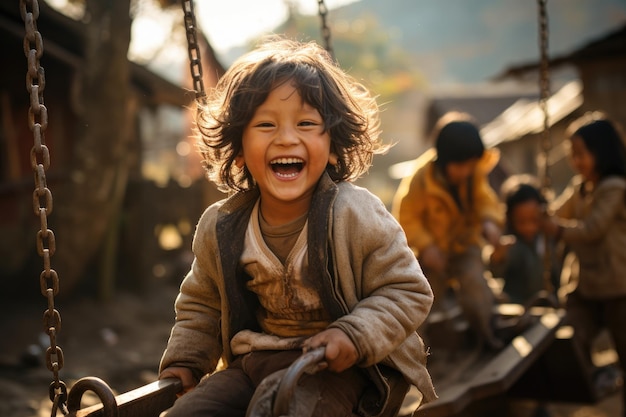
[328,152,338,166]
[235,154,245,169]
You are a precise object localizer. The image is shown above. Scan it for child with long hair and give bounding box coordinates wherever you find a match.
[158,37,436,417]
[544,111,626,416]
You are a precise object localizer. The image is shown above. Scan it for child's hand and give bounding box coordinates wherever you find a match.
[490,235,515,264]
[159,366,197,397]
[301,328,358,373]
[419,245,446,274]
[542,215,562,239]
[482,220,502,247]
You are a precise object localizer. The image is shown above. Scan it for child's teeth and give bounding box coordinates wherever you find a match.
[273,158,302,164]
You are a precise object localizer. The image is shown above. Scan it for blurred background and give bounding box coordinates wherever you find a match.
[0,1,625,416]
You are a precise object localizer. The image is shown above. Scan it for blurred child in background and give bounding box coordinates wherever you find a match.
[392,111,504,350]
[544,111,626,416]
[489,175,560,305]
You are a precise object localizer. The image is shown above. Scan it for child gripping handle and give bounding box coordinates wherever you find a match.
[158,36,436,417]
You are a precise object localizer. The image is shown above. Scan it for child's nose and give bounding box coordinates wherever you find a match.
[274,126,299,145]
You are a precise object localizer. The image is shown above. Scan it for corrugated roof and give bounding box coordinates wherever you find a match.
[481,80,583,148]
[388,81,582,179]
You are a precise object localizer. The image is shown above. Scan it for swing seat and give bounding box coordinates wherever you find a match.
[68,377,181,417]
[69,348,327,417]
[413,306,566,417]
[70,346,408,417]
[67,348,324,417]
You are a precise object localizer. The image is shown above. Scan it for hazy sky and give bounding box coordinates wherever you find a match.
[193,0,626,84]
[196,0,359,53]
[47,0,626,86]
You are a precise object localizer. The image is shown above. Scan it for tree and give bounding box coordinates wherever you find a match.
[278,9,426,102]
[45,0,225,298]
[45,0,134,298]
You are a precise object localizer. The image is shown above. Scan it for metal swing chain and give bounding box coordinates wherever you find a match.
[538,0,552,193]
[181,0,334,100]
[19,0,69,415]
[181,0,206,103]
[537,0,556,299]
[317,0,335,60]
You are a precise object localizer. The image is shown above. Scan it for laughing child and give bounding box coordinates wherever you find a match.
[158,37,436,417]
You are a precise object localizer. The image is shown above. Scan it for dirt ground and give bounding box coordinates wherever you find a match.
[0,284,179,417]
[0,284,622,417]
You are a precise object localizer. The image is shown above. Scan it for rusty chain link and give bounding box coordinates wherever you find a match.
[181,0,334,103]
[317,0,334,60]
[19,0,69,414]
[181,0,206,103]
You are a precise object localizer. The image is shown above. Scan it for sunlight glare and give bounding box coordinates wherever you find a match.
[130,15,169,61]
[196,0,360,53]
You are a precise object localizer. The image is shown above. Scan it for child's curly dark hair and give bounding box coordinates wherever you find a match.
[499,174,546,235]
[195,36,388,192]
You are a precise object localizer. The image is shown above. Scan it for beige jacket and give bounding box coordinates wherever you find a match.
[160,173,437,412]
[552,175,626,298]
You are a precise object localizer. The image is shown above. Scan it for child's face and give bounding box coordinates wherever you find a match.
[510,199,542,243]
[569,135,597,182]
[241,81,331,219]
[444,158,479,186]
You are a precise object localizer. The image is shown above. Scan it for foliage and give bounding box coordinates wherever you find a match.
[276,10,426,102]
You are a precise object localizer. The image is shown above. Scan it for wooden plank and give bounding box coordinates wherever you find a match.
[508,325,603,403]
[414,308,565,417]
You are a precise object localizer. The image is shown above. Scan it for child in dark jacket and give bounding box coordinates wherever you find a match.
[489,175,560,305]
[158,37,436,417]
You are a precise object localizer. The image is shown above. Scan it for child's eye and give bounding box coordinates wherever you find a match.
[254,122,274,128]
[299,120,320,127]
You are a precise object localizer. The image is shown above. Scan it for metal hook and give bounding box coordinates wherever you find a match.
[67,377,119,417]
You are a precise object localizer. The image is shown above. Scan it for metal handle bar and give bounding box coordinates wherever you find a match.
[272,347,326,417]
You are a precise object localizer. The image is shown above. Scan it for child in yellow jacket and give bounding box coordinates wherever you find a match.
[392,111,505,349]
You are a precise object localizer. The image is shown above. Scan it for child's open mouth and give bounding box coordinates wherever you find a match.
[270,157,304,178]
